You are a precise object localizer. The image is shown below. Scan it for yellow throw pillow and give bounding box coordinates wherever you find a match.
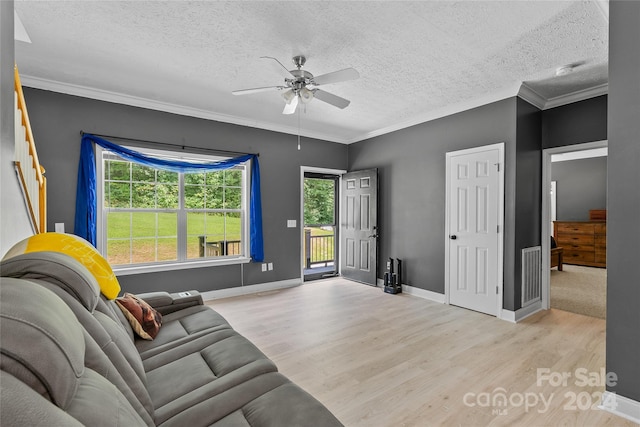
[3,233,121,300]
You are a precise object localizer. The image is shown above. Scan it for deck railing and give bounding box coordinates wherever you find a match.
[14,65,46,233]
[304,227,335,269]
[198,236,242,257]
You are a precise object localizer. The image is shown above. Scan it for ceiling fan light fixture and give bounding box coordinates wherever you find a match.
[282,89,295,103]
[235,56,358,115]
[282,94,299,115]
[299,87,314,104]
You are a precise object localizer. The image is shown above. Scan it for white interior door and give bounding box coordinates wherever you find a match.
[446,144,503,316]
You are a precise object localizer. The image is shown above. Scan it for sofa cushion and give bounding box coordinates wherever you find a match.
[0,251,100,311]
[0,371,85,427]
[2,232,121,299]
[24,278,154,422]
[0,278,85,408]
[116,293,163,340]
[135,305,232,358]
[155,372,342,427]
[0,278,151,426]
[143,329,278,416]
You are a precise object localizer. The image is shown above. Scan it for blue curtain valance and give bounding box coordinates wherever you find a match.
[74,134,264,262]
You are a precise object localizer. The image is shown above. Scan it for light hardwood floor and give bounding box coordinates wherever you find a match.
[206,278,636,427]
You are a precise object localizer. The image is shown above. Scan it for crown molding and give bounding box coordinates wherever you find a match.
[543,83,608,109]
[517,83,547,109]
[346,82,524,144]
[20,74,608,145]
[519,81,608,111]
[19,74,347,144]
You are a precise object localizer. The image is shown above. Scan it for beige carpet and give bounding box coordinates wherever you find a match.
[551,264,606,319]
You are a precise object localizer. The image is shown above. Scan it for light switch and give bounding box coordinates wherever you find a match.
[54,223,65,233]
[268,262,273,271]
[287,220,297,228]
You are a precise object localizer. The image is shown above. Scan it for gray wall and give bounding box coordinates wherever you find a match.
[0,0,35,258]
[542,95,607,149]
[606,0,640,403]
[348,98,533,311]
[23,88,348,294]
[551,157,607,221]
[514,98,542,307]
[347,97,545,312]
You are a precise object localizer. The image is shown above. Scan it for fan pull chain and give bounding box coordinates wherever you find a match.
[297,102,301,150]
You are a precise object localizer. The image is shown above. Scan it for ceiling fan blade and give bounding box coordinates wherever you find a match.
[312,68,360,86]
[261,56,295,78]
[282,95,299,115]
[313,89,351,109]
[232,86,287,95]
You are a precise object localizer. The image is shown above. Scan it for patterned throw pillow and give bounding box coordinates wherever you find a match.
[115,293,162,340]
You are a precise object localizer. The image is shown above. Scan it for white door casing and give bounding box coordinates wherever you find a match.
[540,140,607,310]
[445,143,504,316]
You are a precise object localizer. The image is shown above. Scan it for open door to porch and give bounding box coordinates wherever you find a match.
[303,172,339,281]
[340,169,378,286]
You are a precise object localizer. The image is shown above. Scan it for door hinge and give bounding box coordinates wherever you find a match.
[495,163,501,172]
[496,286,499,295]
[497,225,500,233]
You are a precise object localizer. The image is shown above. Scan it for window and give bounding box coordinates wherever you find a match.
[97,147,249,271]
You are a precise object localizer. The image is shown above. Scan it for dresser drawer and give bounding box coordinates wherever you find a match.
[556,223,595,234]
[595,249,607,264]
[564,250,595,263]
[558,244,595,253]
[595,235,606,248]
[557,233,595,246]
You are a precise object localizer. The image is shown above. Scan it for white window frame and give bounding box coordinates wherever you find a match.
[96,145,251,276]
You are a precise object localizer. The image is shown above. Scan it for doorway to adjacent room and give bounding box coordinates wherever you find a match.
[541,140,608,319]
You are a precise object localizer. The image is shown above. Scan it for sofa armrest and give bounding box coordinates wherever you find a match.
[137,290,203,315]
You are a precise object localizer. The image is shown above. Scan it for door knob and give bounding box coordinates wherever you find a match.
[450,235,457,240]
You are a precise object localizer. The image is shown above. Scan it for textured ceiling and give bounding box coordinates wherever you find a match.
[14,1,608,144]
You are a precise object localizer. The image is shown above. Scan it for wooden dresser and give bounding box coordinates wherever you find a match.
[553,221,606,267]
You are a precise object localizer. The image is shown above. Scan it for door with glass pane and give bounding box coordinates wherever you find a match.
[303,172,338,281]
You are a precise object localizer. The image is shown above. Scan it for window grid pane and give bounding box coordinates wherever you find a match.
[102,151,245,266]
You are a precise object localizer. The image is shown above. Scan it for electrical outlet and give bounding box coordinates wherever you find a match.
[268,262,274,271]
[261,263,267,272]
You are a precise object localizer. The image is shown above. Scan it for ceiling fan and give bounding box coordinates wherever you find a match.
[232,56,359,115]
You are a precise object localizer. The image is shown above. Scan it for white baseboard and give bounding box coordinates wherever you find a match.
[201,278,302,301]
[599,391,640,424]
[401,284,446,304]
[375,280,445,304]
[500,300,543,323]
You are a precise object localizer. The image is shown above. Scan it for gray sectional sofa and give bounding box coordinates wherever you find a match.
[0,251,343,426]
